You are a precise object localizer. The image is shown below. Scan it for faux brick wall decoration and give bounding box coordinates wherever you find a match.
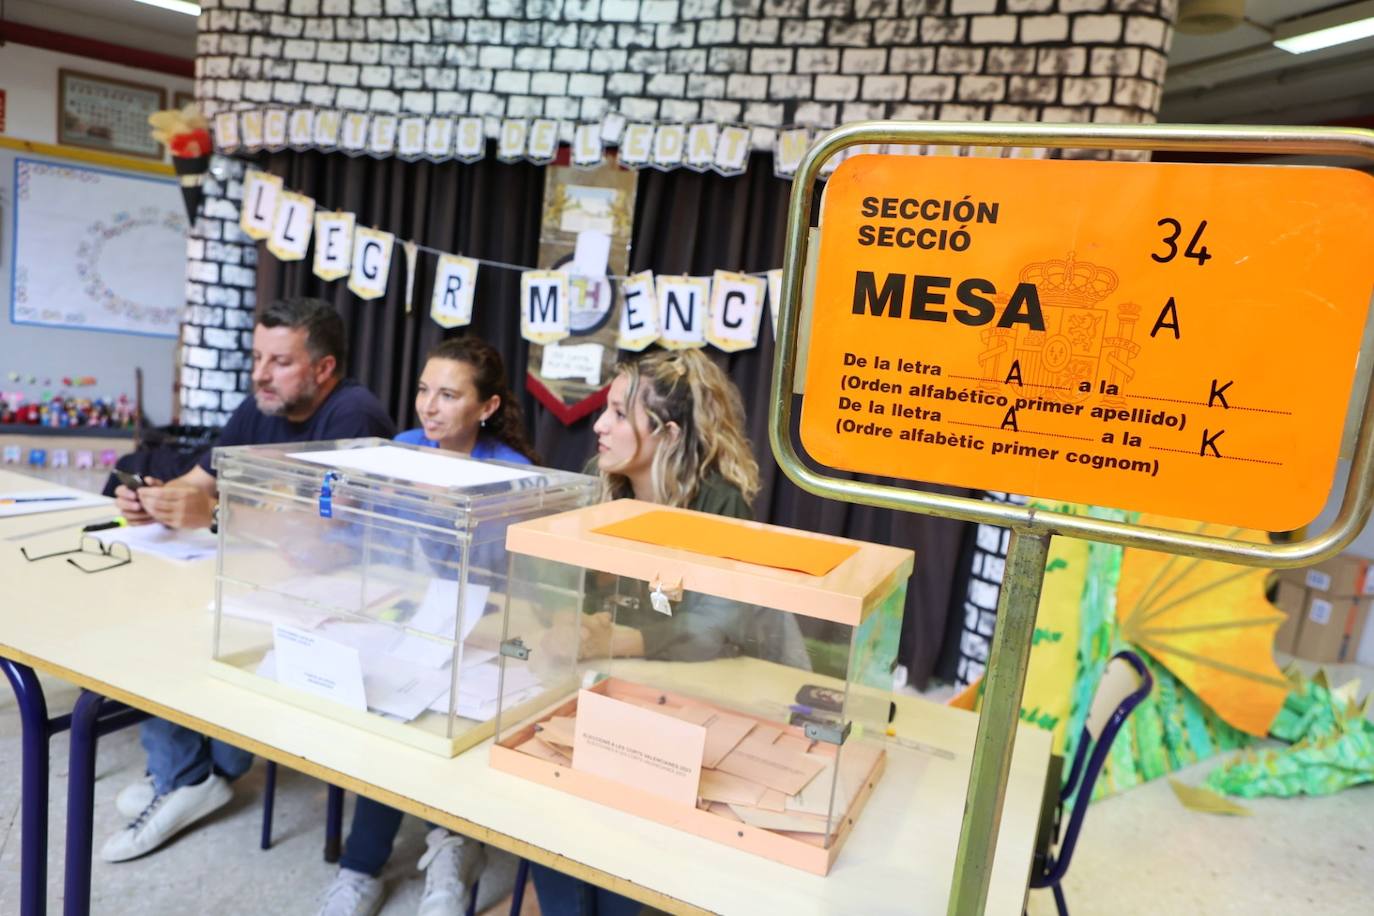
[180,0,1179,421]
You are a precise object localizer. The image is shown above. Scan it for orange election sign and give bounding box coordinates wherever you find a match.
[799,155,1374,531]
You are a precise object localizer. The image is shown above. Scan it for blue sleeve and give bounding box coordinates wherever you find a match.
[394,428,431,446]
[199,398,257,476]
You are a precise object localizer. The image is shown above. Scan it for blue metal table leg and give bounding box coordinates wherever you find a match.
[324,785,344,863]
[63,690,106,916]
[2,659,51,916]
[62,692,148,916]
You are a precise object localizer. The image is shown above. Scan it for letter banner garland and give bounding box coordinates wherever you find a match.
[239,169,782,361]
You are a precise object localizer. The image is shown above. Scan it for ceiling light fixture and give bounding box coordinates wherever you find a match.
[1273,0,1374,54]
[130,0,202,16]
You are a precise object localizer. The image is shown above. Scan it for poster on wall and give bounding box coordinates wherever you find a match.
[57,69,166,160]
[11,158,187,337]
[525,161,638,425]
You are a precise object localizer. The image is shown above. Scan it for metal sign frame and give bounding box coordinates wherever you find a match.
[768,121,1374,916]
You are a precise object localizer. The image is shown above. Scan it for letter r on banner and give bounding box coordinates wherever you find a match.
[431,255,479,328]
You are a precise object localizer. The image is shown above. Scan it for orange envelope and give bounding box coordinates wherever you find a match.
[572,689,706,807]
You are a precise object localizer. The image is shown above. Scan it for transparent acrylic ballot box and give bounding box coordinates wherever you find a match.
[210,438,597,756]
[490,499,914,874]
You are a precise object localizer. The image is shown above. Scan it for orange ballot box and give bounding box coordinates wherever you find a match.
[489,500,913,875]
[799,155,1374,531]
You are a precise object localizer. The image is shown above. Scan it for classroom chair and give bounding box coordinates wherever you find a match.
[260,768,526,916]
[1027,650,1153,916]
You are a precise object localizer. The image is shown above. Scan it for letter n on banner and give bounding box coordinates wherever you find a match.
[432,255,478,328]
[657,276,710,349]
[240,169,282,241]
[526,162,639,425]
[707,270,765,352]
[267,192,315,261]
[521,271,571,343]
[348,227,394,300]
[313,212,354,281]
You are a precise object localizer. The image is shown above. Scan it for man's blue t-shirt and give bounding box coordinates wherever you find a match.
[394,428,529,465]
[200,378,396,475]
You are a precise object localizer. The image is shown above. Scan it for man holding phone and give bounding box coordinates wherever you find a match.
[104,297,395,864]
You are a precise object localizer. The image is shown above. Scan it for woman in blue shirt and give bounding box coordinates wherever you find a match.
[319,336,535,916]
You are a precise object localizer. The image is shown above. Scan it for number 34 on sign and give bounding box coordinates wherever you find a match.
[801,155,1374,531]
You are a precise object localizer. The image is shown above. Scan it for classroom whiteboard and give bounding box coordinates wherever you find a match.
[10,157,186,337]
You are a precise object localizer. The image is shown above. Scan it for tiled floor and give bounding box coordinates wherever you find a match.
[2,664,1369,914]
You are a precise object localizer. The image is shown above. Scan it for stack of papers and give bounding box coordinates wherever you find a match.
[99,523,219,562]
[514,690,881,836]
[0,489,108,518]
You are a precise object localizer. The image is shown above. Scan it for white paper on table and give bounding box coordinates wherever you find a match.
[363,656,452,721]
[98,523,219,561]
[571,230,611,279]
[0,489,109,518]
[390,580,491,669]
[428,658,543,720]
[288,445,534,487]
[272,624,367,711]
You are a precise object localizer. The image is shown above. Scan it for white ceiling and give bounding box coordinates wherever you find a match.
[1162,1,1374,125]
[4,0,1372,128]
[3,0,198,58]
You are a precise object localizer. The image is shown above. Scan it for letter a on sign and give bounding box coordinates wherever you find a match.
[617,271,660,351]
[521,270,571,344]
[239,169,282,241]
[348,227,395,301]
[313,212,354,281]
[707,270,765,352]
[655,275,710,349]
[267,192,316,261]
[431,255,479,328]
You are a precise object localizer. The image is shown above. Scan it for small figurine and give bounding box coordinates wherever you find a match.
[51,449,70,468]
[28,448,47,468]
[75,450,95,469]
[2,445,20,464]
[99,449,118,468]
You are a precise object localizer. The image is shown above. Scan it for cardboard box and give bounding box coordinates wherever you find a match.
[1277,553,1374,599]
[1293,595,1369,665]
[1271,579,1306,656]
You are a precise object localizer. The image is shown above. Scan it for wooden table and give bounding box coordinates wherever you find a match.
[0,469,1053,915]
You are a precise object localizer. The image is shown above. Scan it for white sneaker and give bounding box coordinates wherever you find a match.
[316,868,384,916]
[417,828,485,916]
[115,774,156,818]
[99,774,232,862]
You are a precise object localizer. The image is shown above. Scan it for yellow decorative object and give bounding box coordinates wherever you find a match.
[1117,516,1289,736]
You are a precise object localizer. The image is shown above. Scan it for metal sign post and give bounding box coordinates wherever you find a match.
[769,122,1374,915]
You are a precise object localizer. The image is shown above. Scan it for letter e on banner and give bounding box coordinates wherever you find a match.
[619,122,654,169]
[348,227,395,300]
[431,255,479,329]
[655,275,710,349]
[213,112,239,152]
[313,212,354,281]
[521,270,572,344]
[267,192,316,261]
[239,169,282,241]
[618,271,660,351]
[707,270,765,352]
[528,118,559,164]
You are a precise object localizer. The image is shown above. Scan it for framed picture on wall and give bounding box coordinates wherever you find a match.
[58,69,165,159]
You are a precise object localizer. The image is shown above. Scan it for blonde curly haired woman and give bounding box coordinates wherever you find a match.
[533,348,807,916]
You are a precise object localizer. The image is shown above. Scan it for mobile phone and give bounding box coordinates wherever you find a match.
[113,470,147,491]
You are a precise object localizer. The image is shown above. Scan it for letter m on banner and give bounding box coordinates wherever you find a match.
[520,270,571,344]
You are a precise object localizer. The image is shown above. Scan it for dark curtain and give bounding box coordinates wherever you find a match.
[256,149,970,688]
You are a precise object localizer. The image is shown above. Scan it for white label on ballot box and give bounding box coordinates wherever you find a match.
[273,624,368,711]
[1308,598,1333,626]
